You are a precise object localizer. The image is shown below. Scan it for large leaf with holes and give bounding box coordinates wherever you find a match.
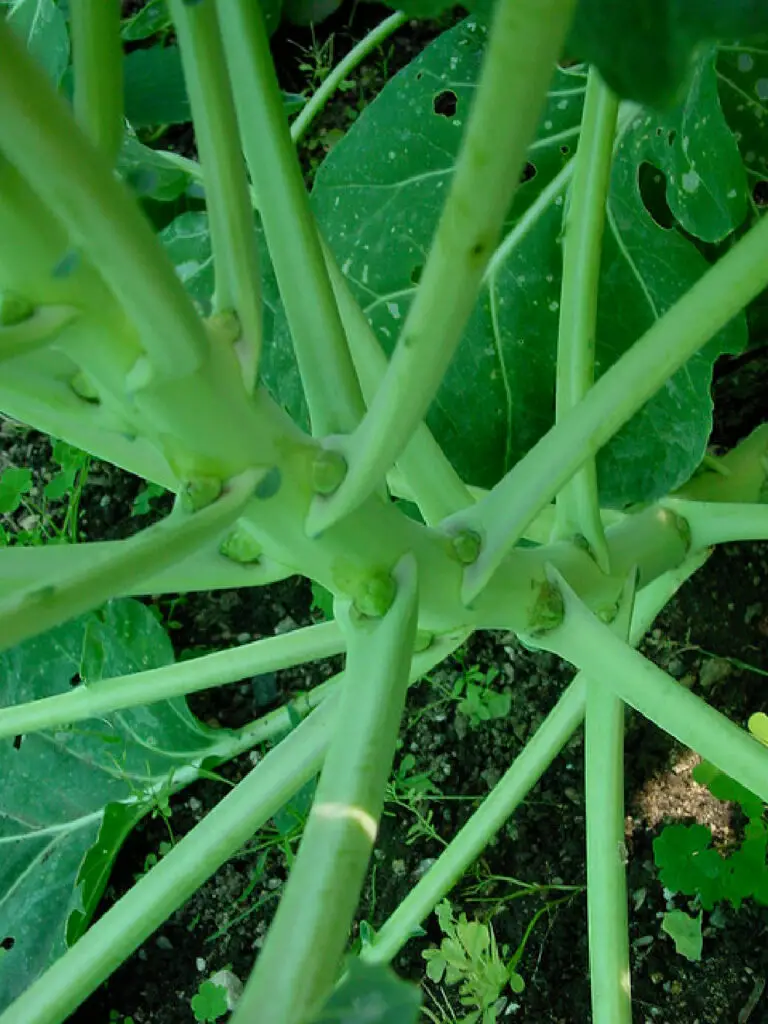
[715,41,768,337]
[266,17,745,508]
[2,0,69,85]
[569,0,768,108]
[0,599,226,1012]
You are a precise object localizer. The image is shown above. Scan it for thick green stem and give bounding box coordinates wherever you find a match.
[0,19,207,377]
[362,554,705,967]
[0,700,337,1024]
[662,498,768,548]
[70,0,123,165]
[584,574,634,1024]
[323,244,474,523]
[0,469,260,653]
[0,536,290,600]
[308,0,577,534]
[540,570,768,805]
[169,0,262,389]
[233,556,419,1023]
[0,620,343,738]
[290,11,408,145]
[553,69,619,570]
[216,0,364,435]
[454,210,768,603]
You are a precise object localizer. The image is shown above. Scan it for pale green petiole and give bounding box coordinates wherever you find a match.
[70,0,123,165]
[232,555,419,1023]
[0,620,343,739]
[0,469,262,653]
[553,68,619,570]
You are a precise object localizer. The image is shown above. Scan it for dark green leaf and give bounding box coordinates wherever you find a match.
[653,823,726,908]
[44,468,76,501]
[118,136,196,202]
[123,44,306,129]
[273,777,316,835]
[0,468,33,514]
[3,0,70,86]
[302,17,745,509]
[692,760,764,820]
[121,0,171,41]
[310,959,421,1023]
[124,45,190,127]
[0,599,227,1011]
[159,210,284,355]
[569,0,768,108]
[282,0,342,27]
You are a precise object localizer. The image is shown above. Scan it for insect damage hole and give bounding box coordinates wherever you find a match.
[12,735,22,751]
[433,90,458,117]
[1,937,14,950]
[521,162,537,183]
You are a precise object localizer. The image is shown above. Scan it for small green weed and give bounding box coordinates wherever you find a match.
[653,759,768,961]
[422,901,524,1024]
[191,978,229,1023]
[453,664,510,727]
[0,439,90,545]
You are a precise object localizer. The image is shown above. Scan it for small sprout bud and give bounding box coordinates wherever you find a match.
[206,310,241,347]
[125,355,154,392]
[70,372,100,404]
[219,524,262,564]
[354,571,396,618]
[182,476,222,512]
[450,529,482,565]
[312,449,347,496]
[529,580,564,634]
[0,292,34,327]
[596,602,619,624]
[414,630,433,652]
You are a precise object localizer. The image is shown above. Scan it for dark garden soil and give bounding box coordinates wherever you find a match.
[33,345,763,1024]
[4,3,768,1022]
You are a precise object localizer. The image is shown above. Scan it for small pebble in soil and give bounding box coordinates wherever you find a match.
[155,936,173,951]
[699,657,733,689]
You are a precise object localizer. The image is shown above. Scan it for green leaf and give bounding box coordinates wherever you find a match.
[3,0,70,86]
[121,0,171,41]
[716,42,768,207]
[653,823,726,908]
[44,468,76,501]
[118,136,196,203]
[715,41,768,337]
[0,599,228,1012]
[159,211,286,377]
[124,44,190,127]
[123,38,302,127]
[661,909,703,961]
[0,467,33,514]
[191,979,229,1023]
[132,481,166,517]
[310,959,421,1023]
[282,0,342,26]
[304,17,745,509]
[569,0,768,108]
[310,582,335,620]
[692,760,765,820]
